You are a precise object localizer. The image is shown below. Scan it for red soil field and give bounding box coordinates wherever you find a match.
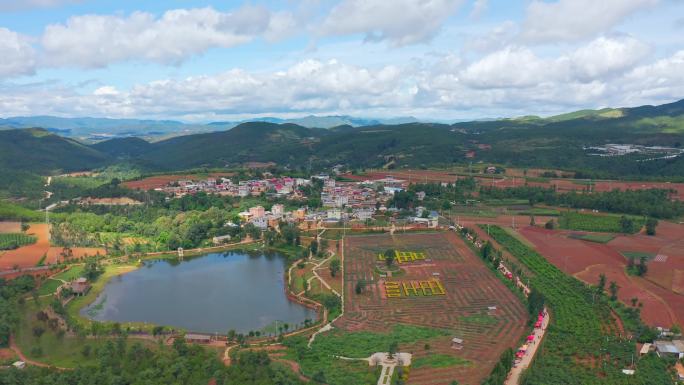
[519,226,684,328]
[0,224,50,270]
[0,224,105,270]
[608,221,684,295]
[344,170,684,200]
[343,170,458,184]
[123,172,235,190]
[340,232,527,385]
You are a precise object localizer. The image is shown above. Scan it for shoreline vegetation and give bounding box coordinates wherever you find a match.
[13,239,335,369]
[68,240,324,335]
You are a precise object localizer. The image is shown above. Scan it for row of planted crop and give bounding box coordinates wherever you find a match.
[485,226,622,353]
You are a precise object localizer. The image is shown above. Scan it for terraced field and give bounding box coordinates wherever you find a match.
[339,232,527,385]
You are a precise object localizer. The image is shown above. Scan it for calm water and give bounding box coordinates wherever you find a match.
[81,251,316,334]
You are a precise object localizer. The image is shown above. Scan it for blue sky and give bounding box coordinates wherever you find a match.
[0,0,682,122]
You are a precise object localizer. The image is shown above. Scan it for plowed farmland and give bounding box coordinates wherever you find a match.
[0,224,105,270]
[123,172,235,190]
[519,225,684,328]
[339,232,527,385]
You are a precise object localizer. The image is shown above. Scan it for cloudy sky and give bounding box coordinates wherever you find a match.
[0,0,683,122]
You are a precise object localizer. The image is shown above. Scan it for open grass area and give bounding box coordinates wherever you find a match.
[36,279,62,296]
[15,299,156,368]
[284,324,451,385]
[568,233,616,244]
[36,266,86,296]
[54,265,85,281]
[412,353,470,369]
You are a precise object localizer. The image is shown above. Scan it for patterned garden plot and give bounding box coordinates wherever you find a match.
[339,232,527,385]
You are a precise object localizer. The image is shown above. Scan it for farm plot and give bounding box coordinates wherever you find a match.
[558,212,644,234]
[337,232,527,385]
[608,220,684,295]
[123,172,234,190]
[0,233,36,250]
[0,221,21,233]
[0,224,105,270]
[519,226,684,328]
[0,224,50,269]
[486,225,673,384]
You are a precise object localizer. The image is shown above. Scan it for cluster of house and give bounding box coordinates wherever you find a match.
[159,176,312,198]
[640,337,684,381]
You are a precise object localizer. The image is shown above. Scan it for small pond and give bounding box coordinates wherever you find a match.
[81,250,316,334]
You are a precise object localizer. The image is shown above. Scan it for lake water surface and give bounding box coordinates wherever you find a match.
[81,250,316,333]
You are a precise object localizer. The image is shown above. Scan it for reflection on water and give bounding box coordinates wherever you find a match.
[81,251,316,334]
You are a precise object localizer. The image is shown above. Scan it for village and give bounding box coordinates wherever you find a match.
[144,173,441,246]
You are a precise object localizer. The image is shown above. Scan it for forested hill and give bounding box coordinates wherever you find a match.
[1,98,684,178]
[0,128,110,174]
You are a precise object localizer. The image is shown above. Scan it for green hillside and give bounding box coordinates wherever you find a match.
[0,99,684,180]
[0,128,110,174]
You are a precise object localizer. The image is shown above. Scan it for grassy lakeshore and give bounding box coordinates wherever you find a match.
[15,296,158,368]
[64,241,319,335]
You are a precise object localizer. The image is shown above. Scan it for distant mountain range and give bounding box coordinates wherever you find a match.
[0,115,421,141]
[1,99,683,179]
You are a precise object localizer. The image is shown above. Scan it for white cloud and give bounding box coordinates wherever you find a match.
[320,0,465,46]
[0,0,81,12]
[0,28,36,77]
[459,36,650,89]
[621,50,684,104]
[0,44,680,121]
[40,6,296,68]
[459,46,551,88]
[521,0,658,43]
[569,35,650,79]
[469,0,488,19]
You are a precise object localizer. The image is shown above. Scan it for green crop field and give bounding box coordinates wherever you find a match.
[620,251,656,260]
[0,233,37,250]
[485,225,672,384]
[558,212,644,233]
[516,208,560,216]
